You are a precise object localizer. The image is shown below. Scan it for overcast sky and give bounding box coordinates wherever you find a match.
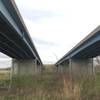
[13,0,100,64]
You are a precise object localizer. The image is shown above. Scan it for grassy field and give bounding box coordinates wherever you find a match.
[0,65,100,100]
[0,70,10,90]
[0,65,69,100]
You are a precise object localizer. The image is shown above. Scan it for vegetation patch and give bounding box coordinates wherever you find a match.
[0,65,100,100]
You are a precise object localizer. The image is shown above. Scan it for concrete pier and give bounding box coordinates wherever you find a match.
[12,59,41,76]
[69,58,94,80]
[57,64,63,73]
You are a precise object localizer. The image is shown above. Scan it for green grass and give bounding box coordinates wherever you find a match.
[0,65,69,100]
[0,65,100,100]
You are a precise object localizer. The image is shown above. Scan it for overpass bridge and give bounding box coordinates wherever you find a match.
[55,26,100,79]
[0,0,42,75]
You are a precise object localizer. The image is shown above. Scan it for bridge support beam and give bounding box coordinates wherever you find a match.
[62,63,70,79]
[69,58,94,81]
[9,59,42,90]
[12,59,40,76]
[57,64,63,73]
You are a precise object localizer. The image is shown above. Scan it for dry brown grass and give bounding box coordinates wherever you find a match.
[0,65,100,100]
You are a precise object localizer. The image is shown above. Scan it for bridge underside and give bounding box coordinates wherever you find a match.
[0,0,43,89]
[56,28,100,80]
[0,16,42,76]
[74,40,100,59]
[0,15,36,59]
[57,29,100,66]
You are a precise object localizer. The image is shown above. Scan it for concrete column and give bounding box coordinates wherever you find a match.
[12,59,38,76]
[62,62,70,79]
[35,59,42,74]
[57,64,63,73]
[69,59,73,81]
[10,59,41,90]
[69,58,94,81]
[34,59,37,74]
[55,65,59,72]
[37,65,42,74]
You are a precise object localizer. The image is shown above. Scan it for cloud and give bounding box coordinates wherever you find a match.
[33,37,60,47]
[18,8,60,22]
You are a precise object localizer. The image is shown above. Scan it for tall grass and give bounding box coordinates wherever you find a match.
[0,65,69,100]
[0,65,100,100]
